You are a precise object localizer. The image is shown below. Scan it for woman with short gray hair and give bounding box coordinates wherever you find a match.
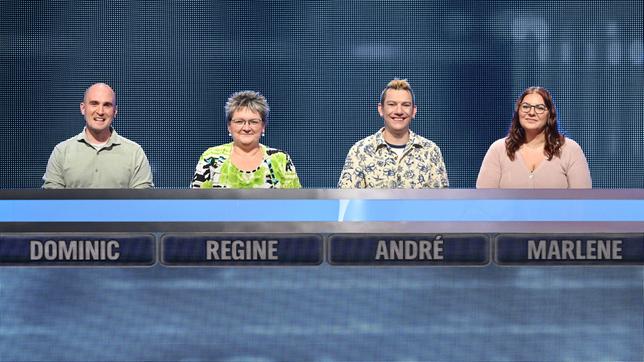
[191,91,301,188]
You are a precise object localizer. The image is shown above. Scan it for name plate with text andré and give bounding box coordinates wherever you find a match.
[495,234,644,265]
[0,234,156,266]
[161,233,323,266]
[328,234,489,266]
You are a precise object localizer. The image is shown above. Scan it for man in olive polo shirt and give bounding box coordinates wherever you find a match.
[42,83,154,188]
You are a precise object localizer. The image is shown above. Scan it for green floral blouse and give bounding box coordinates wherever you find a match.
[191,143,301,189]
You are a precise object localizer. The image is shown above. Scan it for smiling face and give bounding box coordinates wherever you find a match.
[518,92,549,135]
[378,88,417,135]
[80,83,117,137]
[227,107,265,148]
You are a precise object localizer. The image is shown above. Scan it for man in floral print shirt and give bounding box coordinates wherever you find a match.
[338,78,449,188]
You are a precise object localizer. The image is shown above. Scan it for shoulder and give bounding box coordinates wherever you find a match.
[56,130,86,147]
[411,133,440,150]
[53,134,78,149]
[264,146,290,158]
[492,138,507,148]
[200,143,232,160]
[479,138,507,165]
[559,137,586,158]
[113,133,144,150]
[561,137,582,151]
[484,138,507,153]
[349,133,379,152]
[50,133,83,155]
[264,146,295,166]
[110,130,146,155]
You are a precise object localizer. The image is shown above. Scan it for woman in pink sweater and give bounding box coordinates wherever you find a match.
[476,87,592,189]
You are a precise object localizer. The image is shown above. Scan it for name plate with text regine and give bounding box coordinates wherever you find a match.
[161,233,323,266]
[328,234,490,266]
[495,234,644,265]
[0,234,156,267]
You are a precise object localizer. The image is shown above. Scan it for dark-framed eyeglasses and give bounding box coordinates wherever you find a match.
[519,103,548,114]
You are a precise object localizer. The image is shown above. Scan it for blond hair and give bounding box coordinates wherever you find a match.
[379,78,415,105]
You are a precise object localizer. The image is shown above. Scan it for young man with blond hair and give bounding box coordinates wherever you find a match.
[338,78,448,188]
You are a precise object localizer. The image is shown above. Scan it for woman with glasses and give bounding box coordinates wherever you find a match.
[191,91,301,188]
[476,86,591,188]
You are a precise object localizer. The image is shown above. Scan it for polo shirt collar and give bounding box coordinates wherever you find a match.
[76,127,122,147]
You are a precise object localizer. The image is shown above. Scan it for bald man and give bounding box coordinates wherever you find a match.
[42,83,154,188]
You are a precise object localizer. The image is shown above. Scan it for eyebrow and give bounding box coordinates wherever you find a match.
[88,100,114,106]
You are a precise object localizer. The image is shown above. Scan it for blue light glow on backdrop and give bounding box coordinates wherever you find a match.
[1,1,642,188]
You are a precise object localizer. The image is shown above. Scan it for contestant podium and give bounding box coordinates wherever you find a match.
[1,189,643,267]
[1,189,643,361]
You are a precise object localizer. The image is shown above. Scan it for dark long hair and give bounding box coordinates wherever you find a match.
[505,86,565,161]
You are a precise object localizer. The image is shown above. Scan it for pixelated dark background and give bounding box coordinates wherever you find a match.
[0,1,642,188]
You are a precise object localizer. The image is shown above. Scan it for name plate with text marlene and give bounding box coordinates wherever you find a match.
[161,233,323,266]
[495,234,644,265]
[0,234,156,266]
[328,234,489,266]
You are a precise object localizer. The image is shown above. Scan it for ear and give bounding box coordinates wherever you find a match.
[377,103,384,117]
[80,102,86,115]
[114,105,118,118]
[412,105,417,119]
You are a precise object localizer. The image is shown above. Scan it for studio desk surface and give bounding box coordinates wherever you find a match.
[1,188,643,231]
[1,189,643,267]
[0,190,643,361]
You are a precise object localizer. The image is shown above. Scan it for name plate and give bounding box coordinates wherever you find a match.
[0,234,156,266]
[495,234,644,265]
[161,233,323,266]
[328,234,489,266]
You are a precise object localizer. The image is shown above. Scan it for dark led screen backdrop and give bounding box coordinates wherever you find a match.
[0,1,642,188]
[0,1,643,361]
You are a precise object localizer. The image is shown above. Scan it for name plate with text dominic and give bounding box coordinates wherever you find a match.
[0,234,156,266]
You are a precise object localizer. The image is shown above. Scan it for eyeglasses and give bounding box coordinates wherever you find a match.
[519,103,548,114]
[231,119,262,127]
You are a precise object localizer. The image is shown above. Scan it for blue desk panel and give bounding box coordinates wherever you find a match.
[2,199,643,222]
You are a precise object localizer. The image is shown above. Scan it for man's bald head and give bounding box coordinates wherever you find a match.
[83,83,116,105]
[80,83,118,140]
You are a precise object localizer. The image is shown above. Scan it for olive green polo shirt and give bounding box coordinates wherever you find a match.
[42,128,154,189]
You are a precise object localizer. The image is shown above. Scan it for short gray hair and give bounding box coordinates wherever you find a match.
[225,91,270,124]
